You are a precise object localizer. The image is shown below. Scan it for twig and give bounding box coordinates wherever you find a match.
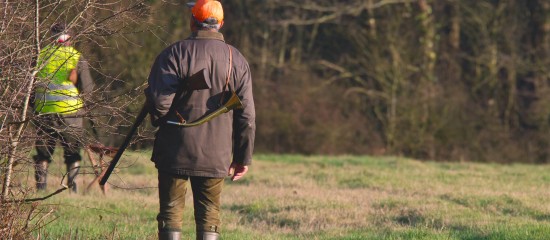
[3,187,69,203]
[32,209,56,232]
[23,202,38,230]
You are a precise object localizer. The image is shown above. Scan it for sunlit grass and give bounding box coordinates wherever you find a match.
[11,153,550,239]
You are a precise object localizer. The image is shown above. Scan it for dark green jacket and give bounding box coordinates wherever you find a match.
[147,31,256,178]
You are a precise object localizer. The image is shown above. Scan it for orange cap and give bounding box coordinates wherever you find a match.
[187,0,224,24]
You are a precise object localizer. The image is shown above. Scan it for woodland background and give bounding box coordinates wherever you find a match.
[3,0,550,164]
[91,0,550,163]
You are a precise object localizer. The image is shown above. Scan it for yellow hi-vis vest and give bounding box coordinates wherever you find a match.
[34,45,83,114]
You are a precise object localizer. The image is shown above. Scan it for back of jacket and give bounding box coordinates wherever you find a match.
[147,30,255,178]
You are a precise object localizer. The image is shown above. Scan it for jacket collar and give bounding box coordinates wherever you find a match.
[189,30,225,42]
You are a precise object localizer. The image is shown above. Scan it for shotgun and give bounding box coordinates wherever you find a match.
[99,69,211,185]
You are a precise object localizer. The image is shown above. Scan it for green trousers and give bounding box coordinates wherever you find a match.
[157,171,224,234]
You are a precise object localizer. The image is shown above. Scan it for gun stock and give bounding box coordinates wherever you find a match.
[166,90,243,127]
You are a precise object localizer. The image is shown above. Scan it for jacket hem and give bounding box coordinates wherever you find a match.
[156,166,228,178]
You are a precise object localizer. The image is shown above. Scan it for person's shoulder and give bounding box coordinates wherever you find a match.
[56,45,81,59]
[69,46,82,55]
[227,44,249,65]
[159,41,191,56]
[226,43,241,53]
[161,41,181,51]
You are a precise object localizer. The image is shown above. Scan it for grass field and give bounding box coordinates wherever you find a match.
[12,152,550,239]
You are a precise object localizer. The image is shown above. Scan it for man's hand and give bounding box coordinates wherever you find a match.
[228,162,248,181]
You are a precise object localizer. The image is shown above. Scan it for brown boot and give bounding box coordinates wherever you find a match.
[66,161,80,193]
[34,160,49,190]
[196,232,219,240]
[158,231,181,240]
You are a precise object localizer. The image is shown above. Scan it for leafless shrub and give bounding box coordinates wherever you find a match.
[0,0,155,238]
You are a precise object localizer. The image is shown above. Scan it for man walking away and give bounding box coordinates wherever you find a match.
[146,0,255,239]
[33,22,94,192]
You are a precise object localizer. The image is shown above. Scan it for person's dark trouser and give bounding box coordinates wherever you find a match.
[157,171,224,234]
[34,114,83,164]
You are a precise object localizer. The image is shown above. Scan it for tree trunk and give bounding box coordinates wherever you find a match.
[367,0,377,38]
[418,0,437,158]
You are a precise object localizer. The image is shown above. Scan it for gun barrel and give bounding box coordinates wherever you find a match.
[100,69,212,185]
[99,103,148,186]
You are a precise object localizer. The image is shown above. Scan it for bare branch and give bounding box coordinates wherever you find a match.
[272,0,417,26]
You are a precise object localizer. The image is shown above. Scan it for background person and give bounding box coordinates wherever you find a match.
[33,22,94,192]
[146,0,255,239]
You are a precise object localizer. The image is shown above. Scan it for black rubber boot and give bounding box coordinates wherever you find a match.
[66,161,80,193]
[196,232,220,240]
[34,161,48,191]
[158,231,181,240]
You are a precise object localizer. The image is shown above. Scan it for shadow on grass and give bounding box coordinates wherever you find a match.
[449,224,550,240]
[372,199,447,230]
[440,193,550,223]
[533,213,550,222]
[226,202,301,230]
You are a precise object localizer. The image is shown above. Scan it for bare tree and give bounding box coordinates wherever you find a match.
[0,0,152,238]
